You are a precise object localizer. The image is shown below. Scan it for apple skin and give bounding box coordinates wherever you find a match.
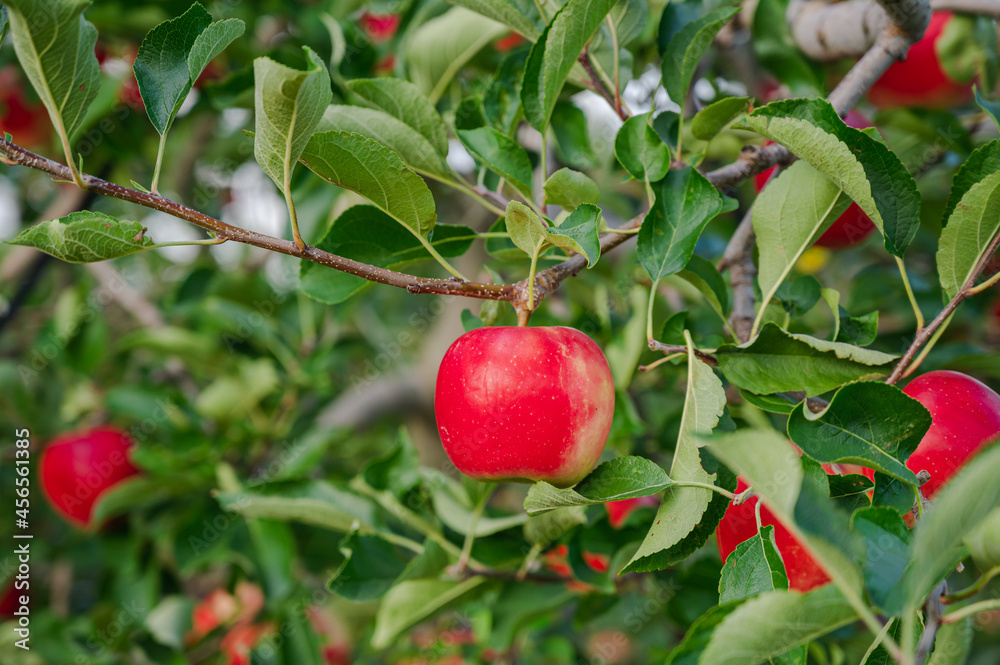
[716,477,831,592]
[435,326,614,487]
[359,12,400,43]
[868,12,973,109]
[0,583,19,618]
[755,110,876,249]
[900,370,1000,499]
[605,496,659,529]
[39,426,140,528]
[0,65,52,148]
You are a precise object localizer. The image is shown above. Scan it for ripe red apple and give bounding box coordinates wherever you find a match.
[39,426,140,528]
[358,12,400,43]
[900,370,1000,499]
[0,65,52,148]
[605,496,659,529]
[868,12,973,109]
[435,326,614,487]
[755,110,876,248]
[0,582,19,618]
[716,477,831,592]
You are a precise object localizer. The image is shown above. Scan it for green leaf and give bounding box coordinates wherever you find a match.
[677,254,730,318]
[544,168,599,211]
[743,98,921,257]
[319,105,449,178]
[504,201,601,267]
[524,506,587,546]
[753,161,851,306]
[550,204,601,267]
[134,2,243,135]
[300,131,437,238]
[446,0,542,40]
[775,275,822,319]
[623,334,731,572]
[329,531,412,601]
[837,307,879,346]
[371,577,489,649]
[719,525,789,604]
[696,586,857,665]
[551,101,598,169]
[665,601,746,665]
[937,168,1000,300]
[521,0,618,131]
[751,0,823,95]
[614,113,671,181]
[787,381,929,484]
[406,7,507,101]
[714,323,897,397]
[253,47,332,195]
[5,0,101,143]
[691,96,751,141]
[740,391,798,415]
[706,430,867,605]
[485,48,529,135]
[928,618,973,665]
[299,206,474,305]
[458,126,533,198]
[657,0,703,55]
[347,78,450,154]
[8,212,155,262]
[637,167,725,281]
[941,140,1000,226]
[975,85,1000,131]
[215,481,379,534]
[851,507,911,612]
[899,441,1000,613]
[524,456,673,515]
[0,7,8,45]
[145,596,194,651]
[662,6,741,108]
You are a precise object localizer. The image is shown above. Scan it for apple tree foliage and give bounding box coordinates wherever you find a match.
[1,0,1000,663]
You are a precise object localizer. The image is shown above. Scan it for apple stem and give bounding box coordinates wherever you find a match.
[673,480,739,501]
[941,565,1000,604]
[646,278,660,343]
[896,257,925,332]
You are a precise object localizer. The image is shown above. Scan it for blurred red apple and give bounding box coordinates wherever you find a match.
[0,65,51,148]
[605,496,660,529]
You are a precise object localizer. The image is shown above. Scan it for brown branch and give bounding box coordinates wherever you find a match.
[578,51,629,121]
[914,580,948,665]
[886,219,1000,383]
[789,0,931,61]
[648,340,719,366]
[933,0,1000,16]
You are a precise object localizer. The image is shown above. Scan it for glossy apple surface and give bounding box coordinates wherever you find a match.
[39,426,140,527]
[605,496,659,529]
[868,12,973,109]
[900,370,1000,499]
[755,110,876,248]
[716,478,831,592]
[435,326,614,487]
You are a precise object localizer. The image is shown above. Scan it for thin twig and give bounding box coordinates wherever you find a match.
[648,340,718,366]
[578,50,628,121]
[913,580,948,665]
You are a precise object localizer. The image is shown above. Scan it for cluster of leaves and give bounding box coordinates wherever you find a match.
[2,0,1000,664]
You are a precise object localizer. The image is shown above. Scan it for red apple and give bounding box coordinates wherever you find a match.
[716,477,831,592]
[900,370,1000,499]
[359,12,400,43]
[868,12,973,109]
[0,582,19,618]
[39,426,140,528]
[0,65,51,148]
[221,621,274,665]
[755,110,876,248]
[495,32,525,52]
[435,326,614,487]
[605,496,660,529]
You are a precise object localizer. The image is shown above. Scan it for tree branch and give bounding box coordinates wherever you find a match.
[578,51,629,121]
[789,0,931,61]
[932,0,1000,17]
[648,340,719,366]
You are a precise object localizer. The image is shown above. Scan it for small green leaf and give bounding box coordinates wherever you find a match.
[458,126,533,198]
[329,531,412,601]
[347,78,450,154]
[524,456,673,515]
[751,0,823,95]
[775,275,822,319]
[719,525,789,604]
[937,167,1000,300]
[524,506,588,546]
[637,167,725,281]
[787,381,929,484]
[216,481,380,535]
[521,0,619,131]
[371,577,489,649]
[134,2,243,136]
[662,6,741,108]
[753,161,851,306]
[975,85,1000,131]
[551,101,598,169]
[624,335,732,572]
[851,507,911,612]
[743,98,921,257]
[837,308,879,346]
[300,132,437,238]
[299,206,473,305]
[714,323,897,396]
[691,96,751,141]
[504,201,601,267]
[319,105,448,178]
[484,48,529,135]
[254,47,332,195]
[544,168,599,211]
[614,113,671,181]
[446,0,542,40]
[5,0,101,144]
[8,212,155,263]
[677,254,730,319]
[941,139,1000,225]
